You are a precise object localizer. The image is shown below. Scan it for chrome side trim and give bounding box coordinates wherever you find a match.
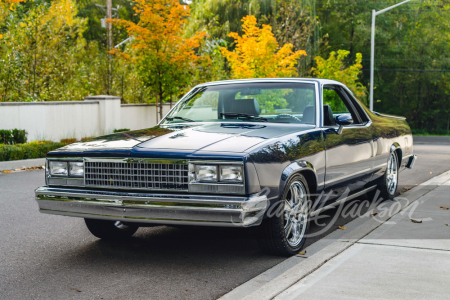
[310,185,377,217]
[324,168,372,186]
[35,186,268,227]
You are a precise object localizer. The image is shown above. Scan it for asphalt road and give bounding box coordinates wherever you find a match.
[1,136,449,300]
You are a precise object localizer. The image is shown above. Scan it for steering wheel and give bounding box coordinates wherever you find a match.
[274,114,302,123]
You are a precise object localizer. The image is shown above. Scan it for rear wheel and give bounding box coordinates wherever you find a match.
[368,151,399,201]
[258,174,310,256]
[84,219,139,240]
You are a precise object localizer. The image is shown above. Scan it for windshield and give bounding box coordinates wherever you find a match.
[162,82,316,125]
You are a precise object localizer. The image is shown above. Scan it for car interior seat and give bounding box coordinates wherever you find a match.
[323,105,335,126]
[302,106,315,124]
[218,98,261,117]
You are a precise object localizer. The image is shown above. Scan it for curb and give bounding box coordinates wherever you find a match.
[0,158,45,172]
[222,170,450,300]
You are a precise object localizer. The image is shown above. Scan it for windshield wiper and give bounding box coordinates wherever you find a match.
[220,112,268,122]
[166,116,195,122]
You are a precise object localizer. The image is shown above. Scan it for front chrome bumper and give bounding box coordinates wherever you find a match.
[35,186,268,227]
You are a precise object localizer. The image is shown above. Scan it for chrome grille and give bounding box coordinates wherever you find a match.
[85,162,189,190]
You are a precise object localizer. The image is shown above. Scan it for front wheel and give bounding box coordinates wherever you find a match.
[84,219,139,240]
[258,174,310,256]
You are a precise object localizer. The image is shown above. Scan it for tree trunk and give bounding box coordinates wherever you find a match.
[33,25,38,99]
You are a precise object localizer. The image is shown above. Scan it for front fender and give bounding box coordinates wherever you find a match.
[278,160,318,202]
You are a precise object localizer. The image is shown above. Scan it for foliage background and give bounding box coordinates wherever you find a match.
[0,0,449,134]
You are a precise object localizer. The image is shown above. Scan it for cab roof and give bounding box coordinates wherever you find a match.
[195,78,344,88]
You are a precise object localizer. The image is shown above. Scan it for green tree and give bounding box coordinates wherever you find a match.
[316,0,450,134]
[260,0,320,76]
[0,0,89,101]
[186,0,273,42]
[312,50,367,101]
[187,0,320,76]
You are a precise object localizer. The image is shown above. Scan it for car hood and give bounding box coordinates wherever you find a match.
[52,123,314,155]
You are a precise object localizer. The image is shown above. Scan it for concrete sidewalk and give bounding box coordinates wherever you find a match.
[275,180,450,299]
[230,171,450,300]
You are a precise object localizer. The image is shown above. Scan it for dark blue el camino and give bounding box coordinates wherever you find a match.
[35,78,416,256]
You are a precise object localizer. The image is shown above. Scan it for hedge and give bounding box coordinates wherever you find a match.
[0,129,27,144]
[0,141,66,162]
[113,128,130,133]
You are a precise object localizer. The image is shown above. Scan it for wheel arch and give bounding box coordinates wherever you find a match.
[279,161,318,201]
[390,143,402,168]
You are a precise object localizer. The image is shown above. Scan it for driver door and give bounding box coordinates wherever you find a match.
[322,85,373,202]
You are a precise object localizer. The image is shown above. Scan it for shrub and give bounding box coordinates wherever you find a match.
[0,130,12,144]
[0,141,66,162]
[12,129,27,144]
[0,129,27,144]
[60,138,77,144]
[114,128,131,133]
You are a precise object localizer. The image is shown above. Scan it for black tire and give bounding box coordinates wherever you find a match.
[368,151,399,201]
[258,174,310,257]
[84,219,139,240]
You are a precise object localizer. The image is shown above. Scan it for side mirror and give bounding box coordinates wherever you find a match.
[335,115,353,134]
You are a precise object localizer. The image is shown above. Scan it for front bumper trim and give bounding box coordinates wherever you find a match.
[35,186,268,227]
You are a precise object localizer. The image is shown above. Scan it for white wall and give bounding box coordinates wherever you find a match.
[0,96,173,142]
[120,103,172,131]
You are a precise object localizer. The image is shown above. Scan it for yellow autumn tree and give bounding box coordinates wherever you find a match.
[110,0,208,119]
[0,0,24,28]
[0,0,89,101]
[312,50,367,100]
[221,15,306,79]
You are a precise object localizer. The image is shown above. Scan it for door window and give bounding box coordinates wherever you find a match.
[323,86,361,125]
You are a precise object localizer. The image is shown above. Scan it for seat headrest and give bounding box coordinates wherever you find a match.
[230,99,261,116]
[302,106,315,124]
[323,105,335,126]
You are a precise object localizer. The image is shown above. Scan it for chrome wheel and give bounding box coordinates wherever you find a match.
[283,181,309,247]
[386,152,398,195]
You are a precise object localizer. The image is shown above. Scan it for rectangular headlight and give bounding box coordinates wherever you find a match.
[195,165,217,182]
[69,162,84,177]
[220,165,243,182]
[49,161,68,176]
